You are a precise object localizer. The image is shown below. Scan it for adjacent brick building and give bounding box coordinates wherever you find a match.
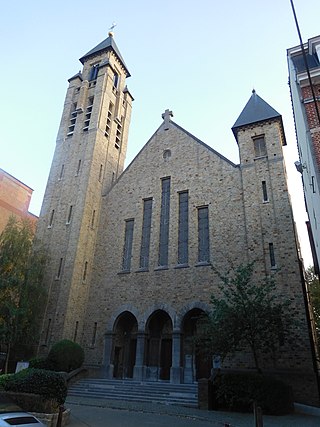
[35,33,319,404]
[288,35,320,272]
[0,168,37,233]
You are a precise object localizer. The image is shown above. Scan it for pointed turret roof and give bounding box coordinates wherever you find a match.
[232,90,283,140]
[79,33,130,77]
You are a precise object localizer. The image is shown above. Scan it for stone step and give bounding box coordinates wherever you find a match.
[74,379,197,391]
[68,379,198,407]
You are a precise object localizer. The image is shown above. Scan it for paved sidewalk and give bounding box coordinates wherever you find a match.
[65,396,320,427]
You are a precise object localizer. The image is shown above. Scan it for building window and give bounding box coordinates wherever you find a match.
[74,321,79,342]
[158,177,171,267]
[89,64,99,81]
[262,181,268,202]
[269,243,276,268]
[105,102,113,139]
[91,210,96,228]
[122,219,134,271]
[76,160,81,176]
[115,117,123,149]
[83,261,88,282]
[178,191,189,264]
[311,176,316,193]
[91,322,97,347]
[198,206,210,263]
[66,205,73,224]
[59,164,64,180]
[83,97,94,131]
[45,318,51,344]
[67,103,77,136]
[98,164,103,182]
[48,209,55,228]
[113,71,119,89]
[253,136,267,157]
[56,258,63,279]
[140,198,153,269]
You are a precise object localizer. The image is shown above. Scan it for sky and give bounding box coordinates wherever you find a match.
[1,0,319,267]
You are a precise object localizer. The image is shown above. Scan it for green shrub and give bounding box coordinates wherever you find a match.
[0,374,13,389]
[47,339,84,372]
[28,357,55,370]
[4,368,67,405]
[212,372,294,415]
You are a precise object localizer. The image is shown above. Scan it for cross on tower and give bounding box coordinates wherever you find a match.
[162,109,173,130]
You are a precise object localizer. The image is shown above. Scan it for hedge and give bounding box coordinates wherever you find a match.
[212,372,294,415]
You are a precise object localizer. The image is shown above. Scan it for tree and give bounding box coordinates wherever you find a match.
[0,216,46,373]
[305,266,320,347]
[197,262,292,372]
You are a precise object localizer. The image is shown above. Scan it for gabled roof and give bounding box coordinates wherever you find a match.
[232,90,282,139]
[79,34,130,77]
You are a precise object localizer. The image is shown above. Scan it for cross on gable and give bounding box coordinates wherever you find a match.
[162,109,173,130]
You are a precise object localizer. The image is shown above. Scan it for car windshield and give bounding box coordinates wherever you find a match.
[3,415,39,425]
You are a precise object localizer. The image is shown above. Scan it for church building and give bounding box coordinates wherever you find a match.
[35,32,318,404]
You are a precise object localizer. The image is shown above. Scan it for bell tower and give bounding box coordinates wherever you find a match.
[232,90,297,274]
[36,31,133,347]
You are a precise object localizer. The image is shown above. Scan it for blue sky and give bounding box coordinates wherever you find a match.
[1,0,319,266]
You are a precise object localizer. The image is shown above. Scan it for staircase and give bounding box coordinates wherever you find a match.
[67,378,198,407]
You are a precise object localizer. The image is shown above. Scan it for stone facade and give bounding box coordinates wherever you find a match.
[36,34,319,404]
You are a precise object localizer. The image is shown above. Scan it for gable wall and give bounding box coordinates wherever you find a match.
[83,124,246,362]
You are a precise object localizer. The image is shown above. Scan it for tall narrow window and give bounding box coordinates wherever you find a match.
[262,181,268,202]
[59,164,64,180]
[198,206,210,263]
[74,321,79,342]
[158,177,171,267]
[98,164,103,182]
[312,176,316,193]
[89,64,99,81]
[113,71,119,89]
[56,258,63,279]
[76,159,81,176]
[253,136,267,157]
[48,209,55,228]
[83,96,94,131]
[91,322,97,347]
[83,261,88,282]
[45,318,51,344]
[140,198,153,269]
[66,205,73,224]
[91,210,96,228]
[122,219,134,271]
[105,102,113,138]
[269,243,276,268]
[115,117,123,149]
[67,103,77,136]
[178,191,189,264]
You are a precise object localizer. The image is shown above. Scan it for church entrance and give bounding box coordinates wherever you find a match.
[145,310,172,381]
[112,311,137,379]
[182,308,211,382]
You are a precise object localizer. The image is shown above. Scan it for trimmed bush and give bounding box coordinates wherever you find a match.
[0,374,13,389]
[47,339,84,372]
[29,357,54,370]
[4,368,67,405]
[212,372,294,415]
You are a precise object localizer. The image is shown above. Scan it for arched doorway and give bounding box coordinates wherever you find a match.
[145,310,172,381]
[182,308,211,382]
[112,311,138,379]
